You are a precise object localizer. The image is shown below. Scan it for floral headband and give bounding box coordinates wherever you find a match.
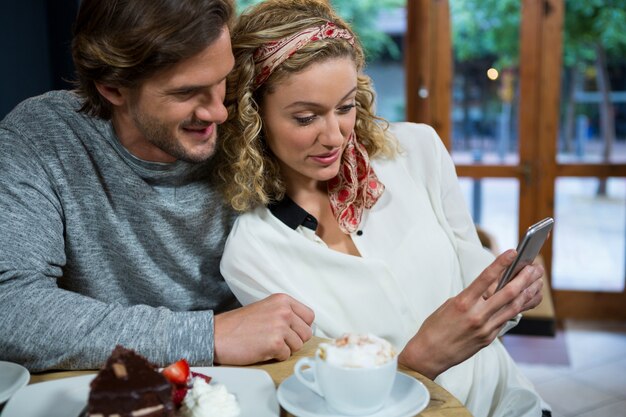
[252,22,355,88]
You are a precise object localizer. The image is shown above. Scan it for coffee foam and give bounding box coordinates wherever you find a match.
[318,333,396,368]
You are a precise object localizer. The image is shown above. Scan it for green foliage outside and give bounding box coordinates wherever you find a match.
[451,0,626,73]
[235,0,404,61]
[451,0,520,69]
[563,0,626,66]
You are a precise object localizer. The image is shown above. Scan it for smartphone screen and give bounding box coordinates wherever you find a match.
[495,217,554,292]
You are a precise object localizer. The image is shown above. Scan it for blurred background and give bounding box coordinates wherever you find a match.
[2,1,625,415]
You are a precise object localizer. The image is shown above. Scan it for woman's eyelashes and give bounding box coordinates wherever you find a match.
[337,103,356,114]
[294,114,317,126]
[293,103,356,126]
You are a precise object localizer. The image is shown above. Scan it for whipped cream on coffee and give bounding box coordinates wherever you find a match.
[318,333,396,368]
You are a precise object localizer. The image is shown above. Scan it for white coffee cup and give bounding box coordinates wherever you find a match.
[294,337,397,415]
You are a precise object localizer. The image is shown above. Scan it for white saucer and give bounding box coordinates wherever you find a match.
[0,361,30,404]
[277,369,430,417]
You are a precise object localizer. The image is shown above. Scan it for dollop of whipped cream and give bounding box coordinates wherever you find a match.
[318,333,396,368]
[179,377,241,417]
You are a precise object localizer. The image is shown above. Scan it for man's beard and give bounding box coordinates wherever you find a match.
[131,110,216,164]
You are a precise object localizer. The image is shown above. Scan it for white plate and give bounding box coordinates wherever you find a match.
[277,370,430,417]
[1,367,278,417]
[0,362,30,405]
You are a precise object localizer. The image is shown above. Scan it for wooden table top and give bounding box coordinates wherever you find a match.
[28,337,471,417]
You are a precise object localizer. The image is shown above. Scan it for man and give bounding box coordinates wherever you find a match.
[0,0,313,371]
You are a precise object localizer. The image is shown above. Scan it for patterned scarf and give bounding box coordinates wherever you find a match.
[328,132,385,234]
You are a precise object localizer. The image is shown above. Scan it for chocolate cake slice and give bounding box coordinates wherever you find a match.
[88,345,175,417]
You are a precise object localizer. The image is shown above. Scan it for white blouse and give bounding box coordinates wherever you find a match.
[220,123,544,417]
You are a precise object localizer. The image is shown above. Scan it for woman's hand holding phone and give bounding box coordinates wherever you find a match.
[399,249,544,380]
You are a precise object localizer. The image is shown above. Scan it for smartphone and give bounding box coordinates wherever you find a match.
[495,217,554,292]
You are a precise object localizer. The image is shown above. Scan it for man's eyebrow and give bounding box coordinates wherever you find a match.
[163,86,201,94]
[163,75,229,95]
[285,86,357,109]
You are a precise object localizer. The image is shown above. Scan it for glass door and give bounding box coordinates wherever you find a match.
[405,0,626,320]
[550,1,626,319]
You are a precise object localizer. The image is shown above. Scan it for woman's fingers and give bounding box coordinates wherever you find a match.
[490,264,544,327]
[466,249,517,300]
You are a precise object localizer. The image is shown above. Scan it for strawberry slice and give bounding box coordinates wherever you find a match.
[172,386,188,407]
[162,359,190,386]
[191,371,212,384]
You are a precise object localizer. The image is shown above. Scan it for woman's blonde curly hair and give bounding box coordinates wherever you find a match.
[216,0,397,212]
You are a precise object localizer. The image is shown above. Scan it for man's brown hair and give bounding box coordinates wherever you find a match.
[71,0,233,119]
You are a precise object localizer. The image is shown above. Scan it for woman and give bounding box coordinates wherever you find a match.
[217,0,549,415]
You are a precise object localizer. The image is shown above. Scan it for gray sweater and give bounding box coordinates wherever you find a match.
[0,91,239,371]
